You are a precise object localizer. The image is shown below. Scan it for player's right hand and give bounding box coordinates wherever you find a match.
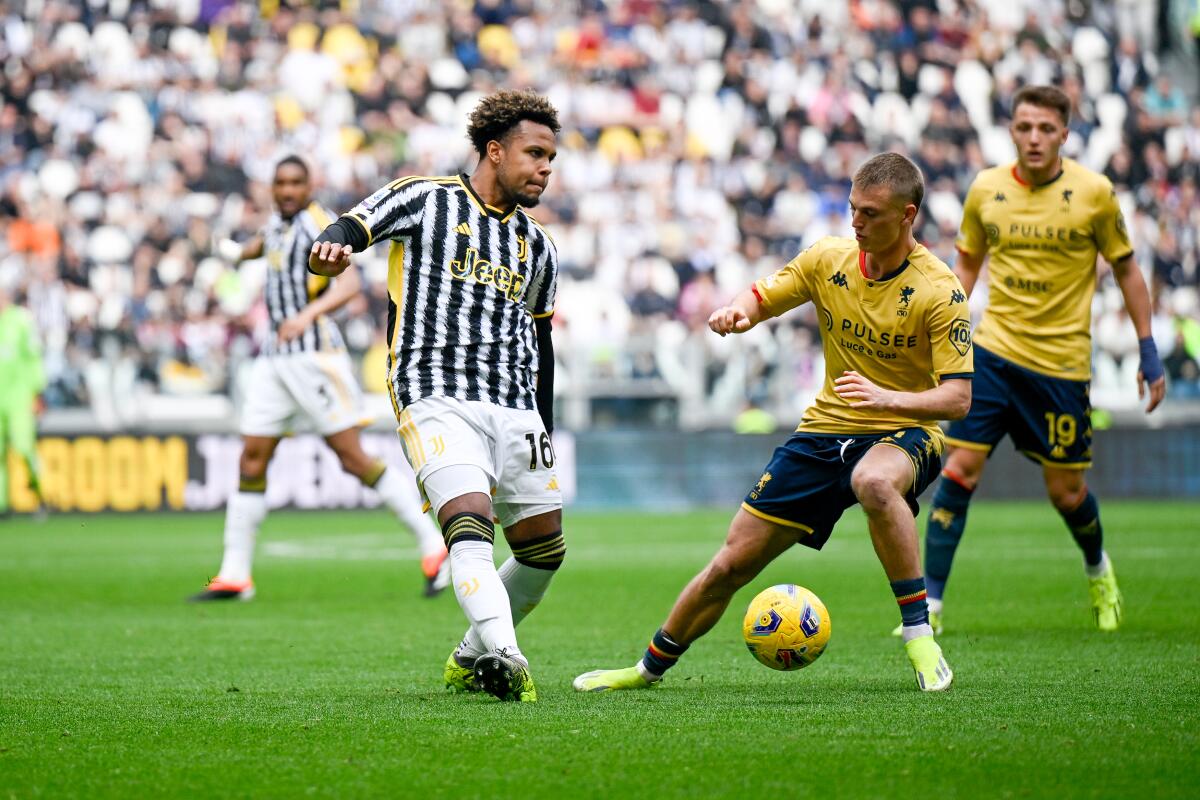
[1139,371,1167,414]
[708,306,753,336]
[309,241,353,276]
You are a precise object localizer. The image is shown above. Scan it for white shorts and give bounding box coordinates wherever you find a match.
[397,396,562,528]
[239,351,368,438]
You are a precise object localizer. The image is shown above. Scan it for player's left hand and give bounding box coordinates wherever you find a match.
[278,314,312,344]
[309,241,352,276]
[834,370,895,410]
[1138,371,1166,414]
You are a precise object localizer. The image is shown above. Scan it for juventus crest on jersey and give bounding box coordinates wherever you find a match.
[262,203,346,356]
[342,174,558,413]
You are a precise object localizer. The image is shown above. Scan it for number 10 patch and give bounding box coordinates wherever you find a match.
[949,319,973,356]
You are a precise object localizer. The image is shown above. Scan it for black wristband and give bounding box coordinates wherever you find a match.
[315,217,369,252]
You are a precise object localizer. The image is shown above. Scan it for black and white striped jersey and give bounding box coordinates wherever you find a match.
[341,174,558,412]
[261,202,346,355]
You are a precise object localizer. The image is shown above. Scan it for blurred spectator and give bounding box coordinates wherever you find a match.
[0,0,1194,430]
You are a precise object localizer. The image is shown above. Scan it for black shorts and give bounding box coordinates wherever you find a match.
[945,345,1092,469]
[742,428,943,550]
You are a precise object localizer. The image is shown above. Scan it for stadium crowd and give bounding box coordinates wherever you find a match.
[0,0,1197,429]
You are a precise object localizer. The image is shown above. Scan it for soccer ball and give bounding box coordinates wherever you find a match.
[742,584,831,671]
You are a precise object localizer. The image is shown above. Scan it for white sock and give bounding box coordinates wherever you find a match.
[1085,551,1109,579]
[902,622,934,643]
[216,491,268,584]
[372,467,445,559]
[449,540,522,662]
[928,597,944,616]
[457,557,556,661]
[636,661,664,683]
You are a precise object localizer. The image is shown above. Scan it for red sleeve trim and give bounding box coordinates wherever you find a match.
[750,284,764,304]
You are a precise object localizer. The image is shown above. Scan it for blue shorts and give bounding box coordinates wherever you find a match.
[945,345,1092,469]
[742,428,943,551]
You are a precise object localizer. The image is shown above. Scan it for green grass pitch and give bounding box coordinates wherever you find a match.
[1,502,1197,798]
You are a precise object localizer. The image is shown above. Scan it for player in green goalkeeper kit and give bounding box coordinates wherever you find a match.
[0,286,45,515]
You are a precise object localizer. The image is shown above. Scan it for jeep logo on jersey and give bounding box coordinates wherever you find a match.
[949,318,972,356]
[448,246,526,301]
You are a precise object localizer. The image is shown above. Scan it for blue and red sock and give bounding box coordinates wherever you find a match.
[892,577,930,631]
[640,628,688,677]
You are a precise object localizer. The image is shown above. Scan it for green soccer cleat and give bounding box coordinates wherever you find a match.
[1088,559,1123,632]
[474,650,537,702]
[904,635,953,692]
[572,665,655,693]
[890,609,944,637]
[444,652,481,693]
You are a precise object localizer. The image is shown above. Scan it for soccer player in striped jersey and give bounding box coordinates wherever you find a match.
[189,156,448,603]
[908,85,1165,634]
[575,154,970,694]
[310,91,564,702]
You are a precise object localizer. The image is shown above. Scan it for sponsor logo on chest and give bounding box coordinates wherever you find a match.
[448,246,526,302]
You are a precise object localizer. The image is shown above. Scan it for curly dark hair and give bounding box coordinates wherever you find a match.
[466,90,561,156]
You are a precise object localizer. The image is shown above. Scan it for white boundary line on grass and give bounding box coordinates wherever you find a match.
[263,533,418,561]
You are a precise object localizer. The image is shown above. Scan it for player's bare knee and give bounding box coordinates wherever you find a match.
[437,493,493,528]
[1048,481,1087,514]
[852,470,900,514]
[944,448,985,487]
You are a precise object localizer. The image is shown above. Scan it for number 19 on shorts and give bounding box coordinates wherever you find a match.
[1044,412,1077,447]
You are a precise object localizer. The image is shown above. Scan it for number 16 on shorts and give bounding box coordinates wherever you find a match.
[524,432,555,470]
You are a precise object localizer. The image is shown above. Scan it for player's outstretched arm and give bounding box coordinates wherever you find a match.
[218,234,264,264]
[834,373,972,421]
[309,216,370,276]
[1111,255,1166,412]
[708,289,769,336]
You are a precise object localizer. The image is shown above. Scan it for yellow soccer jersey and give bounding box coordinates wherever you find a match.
[754,237,973,438]
[957,158,1133,379]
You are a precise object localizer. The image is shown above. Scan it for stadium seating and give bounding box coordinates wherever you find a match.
[0,1,1195,428]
